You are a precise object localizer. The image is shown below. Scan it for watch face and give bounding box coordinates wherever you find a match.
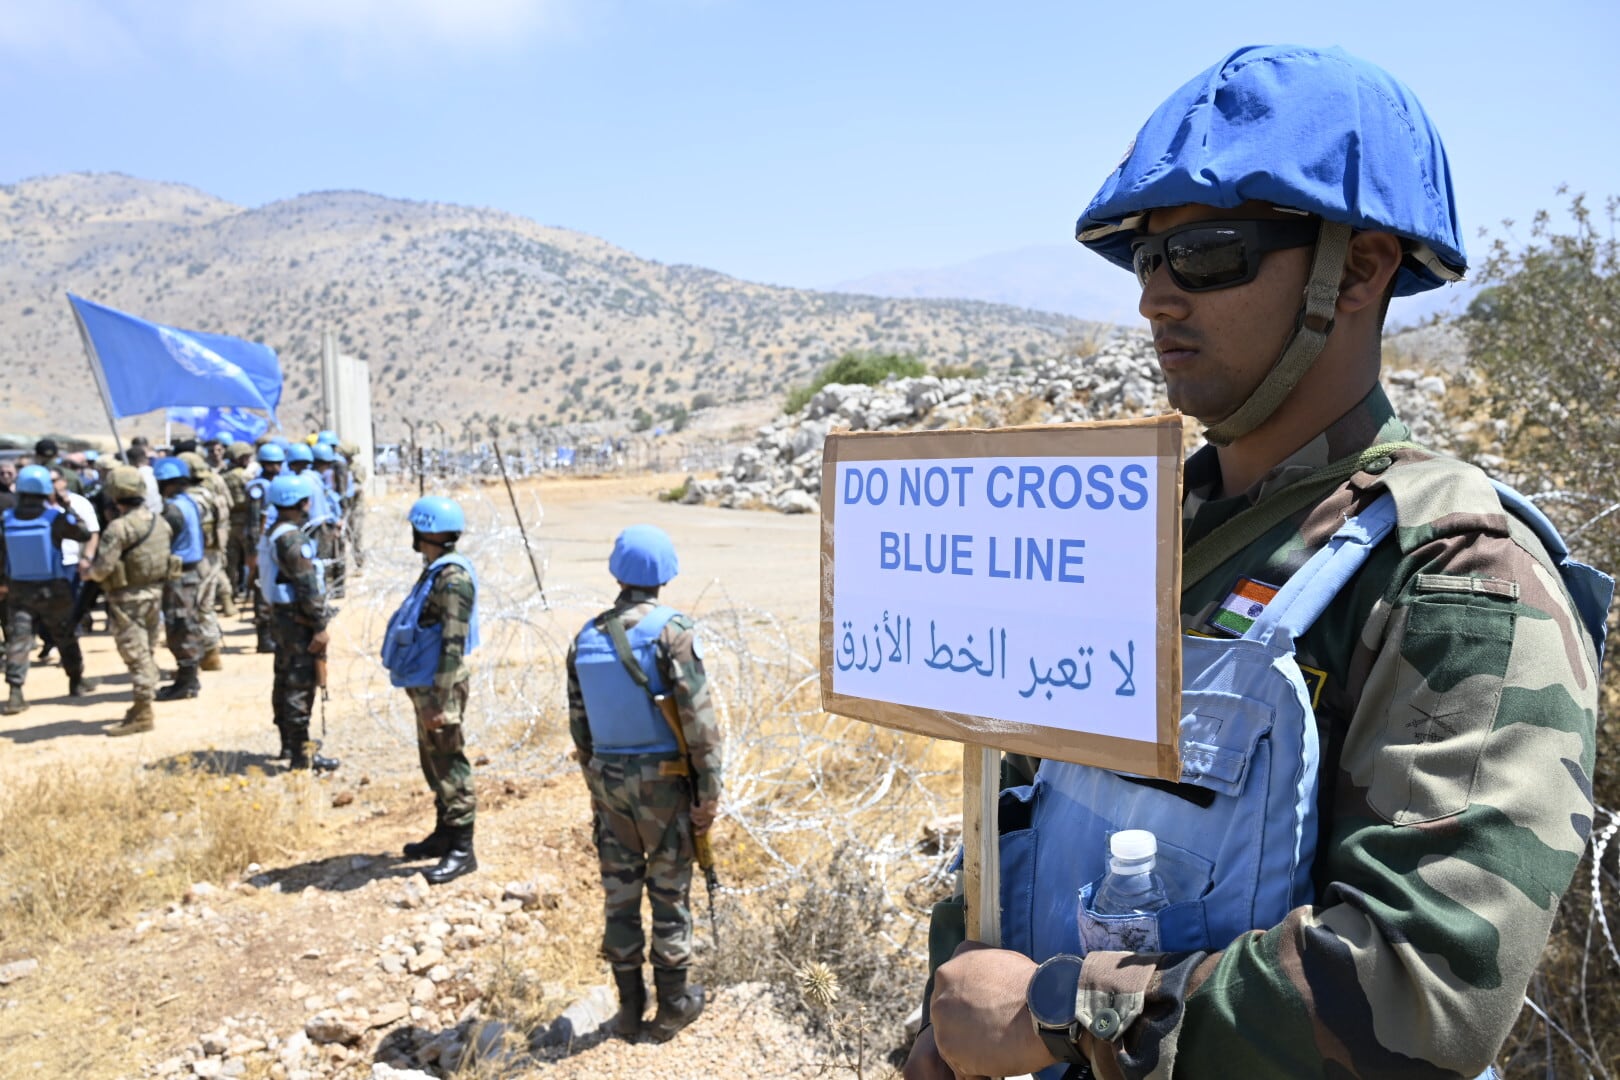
[1029,954,1083,1029]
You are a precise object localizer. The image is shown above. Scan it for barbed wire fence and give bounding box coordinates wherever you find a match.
[330,477,961,928]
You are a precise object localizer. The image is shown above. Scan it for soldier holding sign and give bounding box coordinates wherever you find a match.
[904,46,1610,1080]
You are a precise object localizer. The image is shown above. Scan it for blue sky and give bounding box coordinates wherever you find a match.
[3,0,1615,294]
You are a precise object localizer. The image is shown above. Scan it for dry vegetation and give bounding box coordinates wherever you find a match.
[0,173,1094,439]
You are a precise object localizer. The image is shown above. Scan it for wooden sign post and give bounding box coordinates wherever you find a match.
[819,415,1185,950]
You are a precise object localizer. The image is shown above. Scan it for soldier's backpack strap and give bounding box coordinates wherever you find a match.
[1183,441,1420,592]
[1490,480,1614,662]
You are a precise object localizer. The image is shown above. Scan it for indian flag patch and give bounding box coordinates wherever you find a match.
[1207,577,1280,637]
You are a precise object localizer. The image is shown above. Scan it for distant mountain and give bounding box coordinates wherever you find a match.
[0,174,1102,439]
[829,244,1144,323]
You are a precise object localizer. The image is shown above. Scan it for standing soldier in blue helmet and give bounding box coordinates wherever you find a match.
[0,464,96,714]
[246,443,286,655]
[909,46,1612,1080]
[567,525,723,1043]
[258,474,339,772]
[384,495,481,885]
[153,457,213,701]
[311,441,347,599]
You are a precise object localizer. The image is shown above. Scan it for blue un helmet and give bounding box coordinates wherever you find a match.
[312,442,336,463]
[153,457,192,483]
[408,496,465,535]
[317,430,340,446]
[15,464,53,495]
[1075,45,1467,443]
[286,442,314,465]
[257,443,287,464]
[268,473,312,508]
[609,524,679,587]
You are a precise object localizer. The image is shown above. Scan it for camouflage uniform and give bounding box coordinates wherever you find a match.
[182,456,232,638]
[2,504,92,691]
[567,589,723,973]
[84,506,172,705]
[160,496,210,668]
[1058,385,1603,1079]
[269,523,327,750]
[404,561,478,827]
[343,452,367,571]
[221,464,252,597]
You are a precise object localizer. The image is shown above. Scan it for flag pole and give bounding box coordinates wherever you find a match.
[70,298,125,459]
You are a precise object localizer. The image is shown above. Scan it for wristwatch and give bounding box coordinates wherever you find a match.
[1027,953,1088,1065]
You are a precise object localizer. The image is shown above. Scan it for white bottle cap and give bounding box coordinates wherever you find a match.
[1108,829,1157,874]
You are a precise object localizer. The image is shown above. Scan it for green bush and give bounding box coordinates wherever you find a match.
[783,352,926,414]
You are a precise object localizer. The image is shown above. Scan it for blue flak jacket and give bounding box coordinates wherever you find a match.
[574,605,680,754]
[998,483,1609,1080]
[381,554,480,689]
[170,493,205,565]
[256,522,322,606]
[2,507,72,582]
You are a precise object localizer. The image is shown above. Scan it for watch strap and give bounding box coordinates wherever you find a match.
[1037,1023,1089,1065]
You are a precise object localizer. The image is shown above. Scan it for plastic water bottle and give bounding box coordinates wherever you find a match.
[1091,829,1170,917]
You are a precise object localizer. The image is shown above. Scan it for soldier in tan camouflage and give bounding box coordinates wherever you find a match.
[84,466,173,735]
[179,450,232,661]
[914,47,1611,1080]
[221,442,254,603]
[568,525,722,1044]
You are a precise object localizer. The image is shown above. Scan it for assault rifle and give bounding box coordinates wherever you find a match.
[601,613,721,943]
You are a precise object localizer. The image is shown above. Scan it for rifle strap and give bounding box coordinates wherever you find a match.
[1182,440,1418,592]
[601,612,691,760]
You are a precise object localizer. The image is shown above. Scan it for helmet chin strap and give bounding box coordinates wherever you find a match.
[1202,221,1353,446]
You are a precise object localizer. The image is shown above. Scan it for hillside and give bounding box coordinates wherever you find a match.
[0,174,1096,440]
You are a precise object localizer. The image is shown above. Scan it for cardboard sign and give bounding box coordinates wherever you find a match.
[820,416,1184,780]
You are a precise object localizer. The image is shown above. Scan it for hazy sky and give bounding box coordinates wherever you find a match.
[4,0,1615,291]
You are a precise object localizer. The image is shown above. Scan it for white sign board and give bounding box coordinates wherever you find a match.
[820,418,1183,778]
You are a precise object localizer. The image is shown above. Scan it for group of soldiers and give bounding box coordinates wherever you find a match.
[0,430,366,762]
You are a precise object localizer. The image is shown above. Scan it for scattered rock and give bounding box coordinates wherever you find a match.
[331,790,355,808]
[920,814,963,855]
[408,949,444,975]
[533,984,617,1049]
[199,1029,230,1055]
[184,882,220,904]
[0,959,39,986]
[304,1012,364,1047]
[370,1065,436,1080]
[367,1000,409,1029]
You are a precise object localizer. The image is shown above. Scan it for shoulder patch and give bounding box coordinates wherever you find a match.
[301,541,317,560]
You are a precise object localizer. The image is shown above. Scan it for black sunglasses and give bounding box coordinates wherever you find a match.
[1130,217,1319,293]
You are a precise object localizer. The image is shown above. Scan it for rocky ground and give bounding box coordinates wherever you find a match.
[0,475,915,1080]
[683,331,1461,512]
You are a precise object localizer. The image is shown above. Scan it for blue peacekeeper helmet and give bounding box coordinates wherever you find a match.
[317,430,340,445]
[1075,45,1466,297]
[312,442,336,463]
[609,524,679,587]
[408,496,465,534]
[15,464,52,495]
[286,442,314,464]
[153,457,191,482]
[269,473,312,508]
[257,444,287,464]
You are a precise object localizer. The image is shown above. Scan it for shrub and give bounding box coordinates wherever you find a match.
[783,352,926,415]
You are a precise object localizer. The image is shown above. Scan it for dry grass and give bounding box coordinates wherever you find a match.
[0,760,319,946]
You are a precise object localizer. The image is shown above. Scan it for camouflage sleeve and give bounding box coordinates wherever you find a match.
[1074,528,1600,1080]
[275,529,327,628]
[567,640,591,762]
[161,503,186,547]
[421,564,476,712]
[84,515,130,583]
[659,613,723,802]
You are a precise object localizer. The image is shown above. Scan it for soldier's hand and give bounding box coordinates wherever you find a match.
[901,1026,964,1080]
[929,942,1052,1079]
[78,557,93,577]
[308,629,330,655]
[420,708,448,732]
[690,798,720,832]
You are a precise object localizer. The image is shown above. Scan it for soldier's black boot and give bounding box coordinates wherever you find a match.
[611,967,646,1040]
[289,738,341,773]
[1,684,27,716]
[67,673,99,698]
[403,805,451,860]
[273,722,294,761]
[256,625,276,654]
[155,665,200,701]
[423,824,477,885]
[646,967,705,1043]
